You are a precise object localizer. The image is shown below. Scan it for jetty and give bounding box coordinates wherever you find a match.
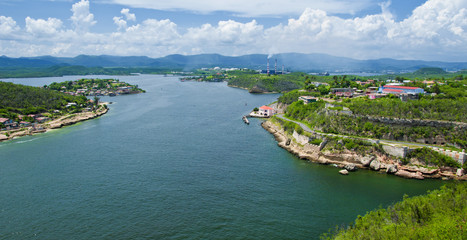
[242,115,250,125]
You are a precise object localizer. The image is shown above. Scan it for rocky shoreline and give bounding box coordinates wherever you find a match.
[0,106,108,142]
[262,120,466,180]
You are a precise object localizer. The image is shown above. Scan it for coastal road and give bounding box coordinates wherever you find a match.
[275,114,441,149]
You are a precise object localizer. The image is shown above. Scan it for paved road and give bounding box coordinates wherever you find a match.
[276,114,438,149]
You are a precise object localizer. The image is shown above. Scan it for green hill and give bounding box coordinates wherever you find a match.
[414,67,447,74]
[0,81,87,116]
[322,183,466,240]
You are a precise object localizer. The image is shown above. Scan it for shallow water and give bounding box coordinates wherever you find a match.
[0,75,443,239]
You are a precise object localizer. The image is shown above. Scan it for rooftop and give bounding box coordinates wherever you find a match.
[260,105,274,110]
[383,85,421,90]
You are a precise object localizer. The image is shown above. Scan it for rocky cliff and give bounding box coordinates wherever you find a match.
[262,120,466,180]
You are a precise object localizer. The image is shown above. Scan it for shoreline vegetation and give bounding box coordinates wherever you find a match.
[321,182,466,239]
[0,78,145,143]
[0,103,108,142]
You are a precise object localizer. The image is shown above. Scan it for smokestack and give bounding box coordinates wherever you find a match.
[275,59,277,75]
[282,64,284,75]
[267,58,270,75]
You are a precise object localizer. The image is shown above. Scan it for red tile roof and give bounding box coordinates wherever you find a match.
[383,89,403,93]
[260,105,274,110]
[383,85,420,90]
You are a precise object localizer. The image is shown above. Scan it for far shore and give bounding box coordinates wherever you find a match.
[0,103,109,143]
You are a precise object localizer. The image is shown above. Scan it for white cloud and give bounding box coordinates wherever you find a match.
[25,17,63,36]
[113,8,136,31]
[0,0,466,61]
[121,8,136,21]
[185,20,263,48]
[113,16,127,30]
[0,16,19,36]
[110,0,374,17]
[71,0,96,32]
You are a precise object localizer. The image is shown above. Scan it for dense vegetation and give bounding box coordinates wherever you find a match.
[413,67,447,75]
[322,183,467,240]
[0,81,87,117]
[284,101,467,149]
[404,147,463,168]
[0,66,177,78]
[345,97,467,122]
[227,72,310,92]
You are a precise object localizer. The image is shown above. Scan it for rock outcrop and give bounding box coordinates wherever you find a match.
[395,170,424,180]
[386,164,398,174]
[345,163,358,172]
[359,156,374,167]
[339,169,349,175]
[369,159,381,171]
[262,120,464,181]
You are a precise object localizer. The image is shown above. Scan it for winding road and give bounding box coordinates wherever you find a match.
[275,114,442,149]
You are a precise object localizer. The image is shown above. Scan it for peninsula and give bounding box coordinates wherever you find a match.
[0,78,144,142]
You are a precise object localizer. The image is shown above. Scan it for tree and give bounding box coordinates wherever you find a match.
[305,84,316,91]
[93,96,100,106]
[431,83,441,94]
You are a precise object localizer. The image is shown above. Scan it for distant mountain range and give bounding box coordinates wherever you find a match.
[1,53,466,72]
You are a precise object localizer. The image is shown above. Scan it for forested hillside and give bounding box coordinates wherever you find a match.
[346,97,467,122]
[322,183,466,240]
[0,81,87,115]
[227,72,308,92]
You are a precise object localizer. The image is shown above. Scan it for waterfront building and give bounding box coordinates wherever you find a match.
[259,106,275,117]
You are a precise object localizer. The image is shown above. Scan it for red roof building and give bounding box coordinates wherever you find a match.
[380,85,424,94]
[259,105,275,117]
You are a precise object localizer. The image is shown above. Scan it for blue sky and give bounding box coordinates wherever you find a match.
[0,0,466,61]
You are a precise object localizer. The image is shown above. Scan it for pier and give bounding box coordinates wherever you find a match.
[242,115,250,125]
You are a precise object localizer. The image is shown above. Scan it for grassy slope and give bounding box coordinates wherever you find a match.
[322,183,466,240]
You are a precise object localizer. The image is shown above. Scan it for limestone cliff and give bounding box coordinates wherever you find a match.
[262,120,466,180]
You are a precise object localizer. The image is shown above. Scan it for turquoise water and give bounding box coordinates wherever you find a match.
[0,75,443,239]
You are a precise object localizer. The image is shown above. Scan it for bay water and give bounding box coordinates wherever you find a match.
[0,75,443,239]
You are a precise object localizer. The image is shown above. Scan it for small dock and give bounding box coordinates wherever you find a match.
[242,115,250,125]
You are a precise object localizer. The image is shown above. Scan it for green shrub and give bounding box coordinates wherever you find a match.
[322,183,467,240]
[406,147,460,168]
[310,138,323,145]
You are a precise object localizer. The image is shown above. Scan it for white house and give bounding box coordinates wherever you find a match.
[259,105,275,117]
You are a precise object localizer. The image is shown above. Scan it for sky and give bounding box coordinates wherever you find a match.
[0,0,466,61]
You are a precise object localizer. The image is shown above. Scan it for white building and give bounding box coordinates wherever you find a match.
[259,106,275,117]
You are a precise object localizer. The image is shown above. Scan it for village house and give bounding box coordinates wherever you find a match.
[259,106,276,117]
[0,117,13,125]
[66,102,77,108]
[20,121,32,127]
[355,79,375,86]
[0,117,16,130]
[298,96,318,104]
[330,88,355,97]
[35,117,50,123]
[423,80,436,86]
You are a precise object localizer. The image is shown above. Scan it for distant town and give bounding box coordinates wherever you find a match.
[46,78,145,96]
[0,78,145,140]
